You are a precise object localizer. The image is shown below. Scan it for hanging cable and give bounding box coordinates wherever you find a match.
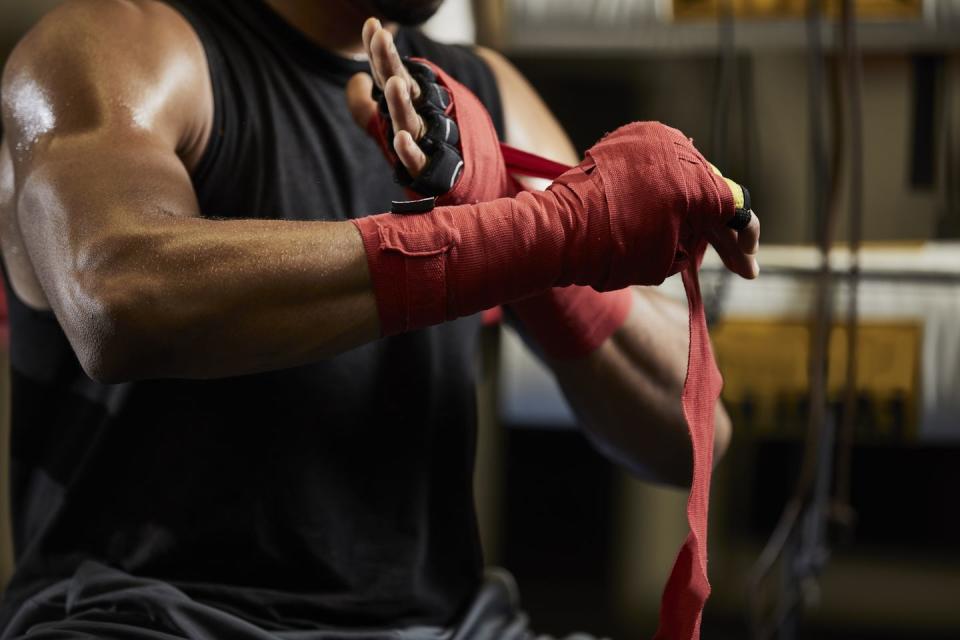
[747,0,868,636]
[746,0,848,636]
[833,0,865,545]
[705,0,742,328]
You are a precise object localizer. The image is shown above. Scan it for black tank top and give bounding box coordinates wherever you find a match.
[0,0,505,631]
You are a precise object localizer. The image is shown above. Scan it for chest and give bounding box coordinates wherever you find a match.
[195,65,407,223]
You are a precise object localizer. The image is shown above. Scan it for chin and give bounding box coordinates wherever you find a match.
[366,0,444,26]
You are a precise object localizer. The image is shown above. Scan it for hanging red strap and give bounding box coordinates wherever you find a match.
[653,258,722,639]
[501,140,719,640]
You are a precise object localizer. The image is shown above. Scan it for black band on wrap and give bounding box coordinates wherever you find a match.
[727,185,753,231]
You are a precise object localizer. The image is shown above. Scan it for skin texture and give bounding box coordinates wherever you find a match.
[0,0,757,484]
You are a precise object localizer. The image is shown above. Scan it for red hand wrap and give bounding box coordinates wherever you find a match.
[354,121,732,327]
[365,58,632,358]
[358,59,730,639]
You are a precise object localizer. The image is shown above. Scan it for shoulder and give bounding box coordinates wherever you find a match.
[4,0,200,94]
[473,46,539,115]
[473,46,577,164]
[473,46,516,84]
[2,0,211,163]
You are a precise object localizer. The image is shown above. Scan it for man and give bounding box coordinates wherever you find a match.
[0,0,759,638]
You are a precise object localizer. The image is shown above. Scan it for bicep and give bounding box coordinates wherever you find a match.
[17,133,200,284]
[2,0,209,307]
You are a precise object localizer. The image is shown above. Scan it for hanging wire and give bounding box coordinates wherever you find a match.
[704,0,739,328]
[940,56,958,237]
[833,0,865,542]
[746,0,867,635]
[746,0,854,635]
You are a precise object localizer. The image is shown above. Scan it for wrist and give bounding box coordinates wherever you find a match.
[352,191,566,337]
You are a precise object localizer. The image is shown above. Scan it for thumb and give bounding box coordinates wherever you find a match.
[346,72,378,133]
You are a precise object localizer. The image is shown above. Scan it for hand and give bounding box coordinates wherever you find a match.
[709,208,760,279]
[344,22,759,281]
[354,121,757,336]
[709,176,760,279]
[346,18,428,178]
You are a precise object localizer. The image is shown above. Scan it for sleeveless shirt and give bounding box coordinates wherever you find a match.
[0,0,505,631]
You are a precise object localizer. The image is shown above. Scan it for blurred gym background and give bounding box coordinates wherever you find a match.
[1,0,958,638]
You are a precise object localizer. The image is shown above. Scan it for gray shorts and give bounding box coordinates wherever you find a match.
[0,563,603,640]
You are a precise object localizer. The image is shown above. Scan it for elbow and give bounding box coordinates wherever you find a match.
[66,275,154,384]
[713,400,732,465]
[662,401,732,486]
[77,338,139,385]
[628,401,732,488]
[656,403,731,487]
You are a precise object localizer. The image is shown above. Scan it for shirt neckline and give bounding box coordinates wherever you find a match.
[243,1,410,81]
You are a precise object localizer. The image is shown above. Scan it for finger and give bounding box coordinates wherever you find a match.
[385,75,424,141]
[738,211,760,256]
[394,130,427,178]
[709,226,759,279]
[362,17,380,55]
[346,72,378,131]
[362,18,383,86]
[371,27,420,101]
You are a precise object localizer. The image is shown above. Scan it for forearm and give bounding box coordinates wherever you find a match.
[14,140,377,382]
[82,216,376,381]
[548,288,731,487]
[22,185,376,381]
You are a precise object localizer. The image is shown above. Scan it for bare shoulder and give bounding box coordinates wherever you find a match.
[474,46,517,82]
[473,46,539,114]
[474,45,576,165]
[1,0,212,165]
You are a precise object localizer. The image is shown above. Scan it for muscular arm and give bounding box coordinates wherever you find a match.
[477,48,732,486]
[1,0,377,382]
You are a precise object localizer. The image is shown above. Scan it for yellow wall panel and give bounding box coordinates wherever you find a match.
[712,319,921,440]
[673,0,923,20]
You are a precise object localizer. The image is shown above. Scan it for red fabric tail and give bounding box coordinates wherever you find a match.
[653,260,723,640]
[503,142,721,640]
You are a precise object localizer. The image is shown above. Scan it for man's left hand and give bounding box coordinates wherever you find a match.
[346,18,428,178]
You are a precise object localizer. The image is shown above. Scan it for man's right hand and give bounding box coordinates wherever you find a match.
[353,119,755,336]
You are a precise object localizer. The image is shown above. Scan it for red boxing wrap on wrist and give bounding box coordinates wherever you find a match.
[354,121,733,328]
[357,58,731,639]
[364,58,633,358]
